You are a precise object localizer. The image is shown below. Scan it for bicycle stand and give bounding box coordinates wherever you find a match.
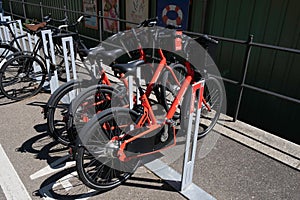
[128,75,215,199]
[41,30,59,93]
[144,80,216,200]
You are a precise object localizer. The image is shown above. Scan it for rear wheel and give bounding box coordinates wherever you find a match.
[0,55,46,100]
[68,85,127,144]
[46,80,81,146]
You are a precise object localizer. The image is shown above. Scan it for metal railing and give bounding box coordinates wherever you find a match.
[4,0,300,122]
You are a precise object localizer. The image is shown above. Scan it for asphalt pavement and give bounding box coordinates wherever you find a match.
[0,92,299,200]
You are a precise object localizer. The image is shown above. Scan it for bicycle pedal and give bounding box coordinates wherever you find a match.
[166,119,177,127]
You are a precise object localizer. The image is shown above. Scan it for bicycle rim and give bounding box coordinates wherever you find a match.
[0,55,46,101]
[76,108,140,191]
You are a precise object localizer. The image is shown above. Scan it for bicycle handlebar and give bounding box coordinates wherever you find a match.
[43,13,68,24]
[201,35,218,45]
[137,17,158,28]
[58,15,92,30]
[165,24,182,30]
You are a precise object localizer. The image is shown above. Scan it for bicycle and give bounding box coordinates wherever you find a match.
[73,26,224,190]
[0,13,67,62]
[0,15,93,101]
[74,49,196,190]
[44,18,159,146]
[65,20,223,148]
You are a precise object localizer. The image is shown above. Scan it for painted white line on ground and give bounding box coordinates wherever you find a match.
[30,155,75,180]
[0,144,32,200]
[38,171,96,200]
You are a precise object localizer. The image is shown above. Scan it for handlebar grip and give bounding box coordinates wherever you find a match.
[58,24,68,29]
[77,16,84,23]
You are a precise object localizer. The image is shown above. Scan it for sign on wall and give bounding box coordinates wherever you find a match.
[157,0,190,30]
[126,0,149,29]
[102,0,120,33]
[83,0,98,29]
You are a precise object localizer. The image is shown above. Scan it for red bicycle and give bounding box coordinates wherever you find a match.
[74,37,223,190]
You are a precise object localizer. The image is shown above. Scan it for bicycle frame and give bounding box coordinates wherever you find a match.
[115,48,199,162]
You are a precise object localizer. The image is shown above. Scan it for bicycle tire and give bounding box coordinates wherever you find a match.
[76,107,140,191]
[68,84,127,145]
[46,80,81,146]
[0,44,19,60]
[0,55,46,100]
[181,76,223,138]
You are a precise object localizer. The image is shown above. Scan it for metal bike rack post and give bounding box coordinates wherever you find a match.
[14,19,27,51]
[128,66,142,132]
[61,36,77,102]
[41,30,59,93]
[144,80,215,200]
[128,66,142,109]
[2,16,11,43]
[0,25,6,44]
[0,14,4,42]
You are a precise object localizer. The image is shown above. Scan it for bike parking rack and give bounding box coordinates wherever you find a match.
[11,19,28,51]
[41,29,59,93]
[61,36,77,102]
[0,15,11,43]
[144,80,215,200]
[128,74,215,199]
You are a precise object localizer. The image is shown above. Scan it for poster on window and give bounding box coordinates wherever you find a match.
[126,0,149,29]
[102,0,120,33]
[157,0,190,30]
[83,0,98,29]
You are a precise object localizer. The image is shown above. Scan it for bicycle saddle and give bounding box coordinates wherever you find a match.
[88,46,106,58]
[25,22,47,32]
[96,49,125,63]
[112,59,145,75]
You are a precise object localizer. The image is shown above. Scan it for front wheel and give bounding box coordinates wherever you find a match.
[76,108,140,191]
[181,76,223,138]
[160,63,187,119]
[0,55,46,100]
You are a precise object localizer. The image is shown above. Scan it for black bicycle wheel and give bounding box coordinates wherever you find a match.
[181,76,223,138]
[161,63,187,119]
[68,84,127,144]
[76,108,140,191]
[0,44,19,61]
[0,55,46,100]
[46,80,81,146]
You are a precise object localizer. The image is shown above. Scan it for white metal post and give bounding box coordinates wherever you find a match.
[61,36,77,102]
[41,30,59,93]
[144,80,215,200]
